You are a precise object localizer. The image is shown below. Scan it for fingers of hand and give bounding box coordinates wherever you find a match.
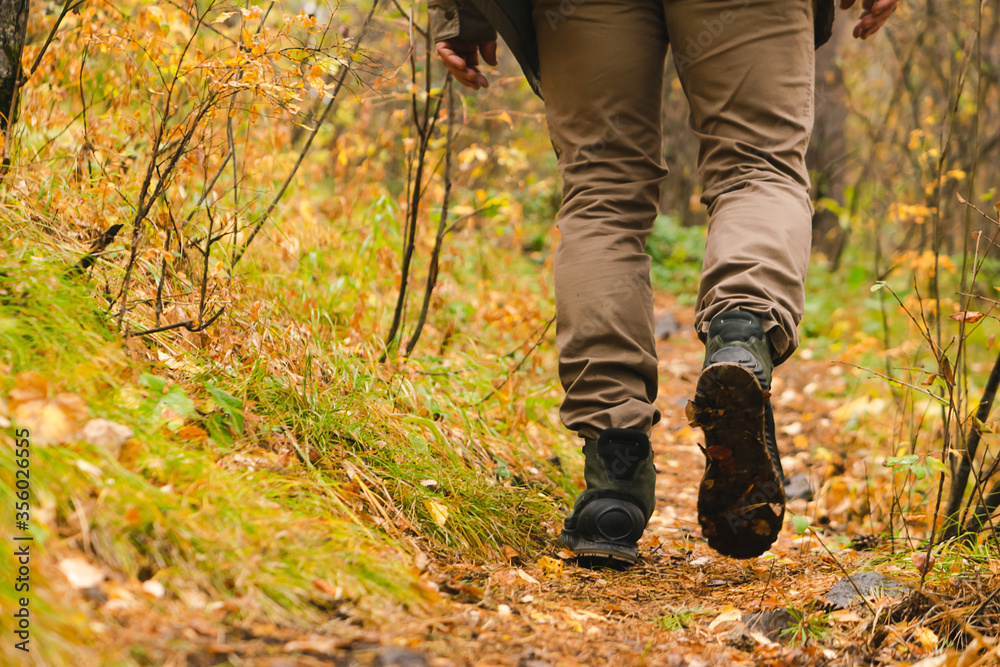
[839,0,857,9]
[480,40,498,67]
[852,13,890,38]
[852,0,896,38]
[871,0,898,16]
[436,43,488,89]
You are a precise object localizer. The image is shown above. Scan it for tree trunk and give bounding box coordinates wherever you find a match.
[807,20,848,269]
[0,0,29,132]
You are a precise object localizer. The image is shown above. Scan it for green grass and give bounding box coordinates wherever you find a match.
[647,214,706,300]
[780,603,833,646]
[657,606,711,631]
[0,209,577,665]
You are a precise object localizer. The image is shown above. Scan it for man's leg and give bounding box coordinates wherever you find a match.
[665,0,814,361]
[532,0,669,564]
[534,0,669,440]
[664,0,814,557]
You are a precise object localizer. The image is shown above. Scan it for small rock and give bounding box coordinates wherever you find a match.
[655,312,679,339]
[741,609,796,642]
[376,647,427,666]
[781,422,804,436]
[725,623,757,652]
[783,473,813,501]
[82,586,108,605]
[824,571,908,609]
[519,648,551,667]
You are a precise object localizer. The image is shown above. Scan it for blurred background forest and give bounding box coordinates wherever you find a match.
[3,0,1000,664]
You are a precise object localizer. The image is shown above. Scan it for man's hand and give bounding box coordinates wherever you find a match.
[436,40,498,90]
[841,0,899,39]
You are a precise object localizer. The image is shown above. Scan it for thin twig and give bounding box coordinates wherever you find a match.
[479,316,556,405]
[131,307,225,337]
[806,527,877,616]
[405,77,454,357]
[116,3,220,327]
[27,0,87,78]
[381,56,447,360]
[154,228,172,327]
[941,345,1000,540]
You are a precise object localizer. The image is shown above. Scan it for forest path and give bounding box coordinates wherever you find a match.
[362,297,870,667]
[137,298,873,667]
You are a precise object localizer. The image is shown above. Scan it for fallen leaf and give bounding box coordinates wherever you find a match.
[517,568,539,585]
[912,551,936,574]
[176,424,208,441]
[141,579,166,598]
[423,499,448,527]
[914,626,939,652]
[9,372,89,444]
[829,610,863,623]
[8,371,48,405]
[81,418,133,454]
[284,636,349,653]
[312,578,342,598]
[709,606,743,632]
[537,556,563,577]
[58,557,106,589]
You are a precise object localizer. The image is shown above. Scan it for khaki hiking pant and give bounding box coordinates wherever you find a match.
[533,0,815,439]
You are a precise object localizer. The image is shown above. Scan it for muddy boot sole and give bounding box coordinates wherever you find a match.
[687,363,785,559]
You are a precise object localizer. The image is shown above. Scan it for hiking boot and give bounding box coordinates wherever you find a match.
[687,310,785,559]
[558,428,656,566]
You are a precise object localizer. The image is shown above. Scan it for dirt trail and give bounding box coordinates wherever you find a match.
[123,300,873,666]
[350,299,868,667]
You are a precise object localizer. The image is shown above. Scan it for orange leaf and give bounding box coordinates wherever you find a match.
[176,425,208,441]
[950,311,985,323]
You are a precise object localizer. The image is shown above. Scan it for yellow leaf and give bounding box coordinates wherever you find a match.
[708,605,742,632]
[829,610,863,623]
[914,626,939,652]
[423,499,448,527]
[537,556,563,578]
[212,11,235,24]
[239,6,263,20]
